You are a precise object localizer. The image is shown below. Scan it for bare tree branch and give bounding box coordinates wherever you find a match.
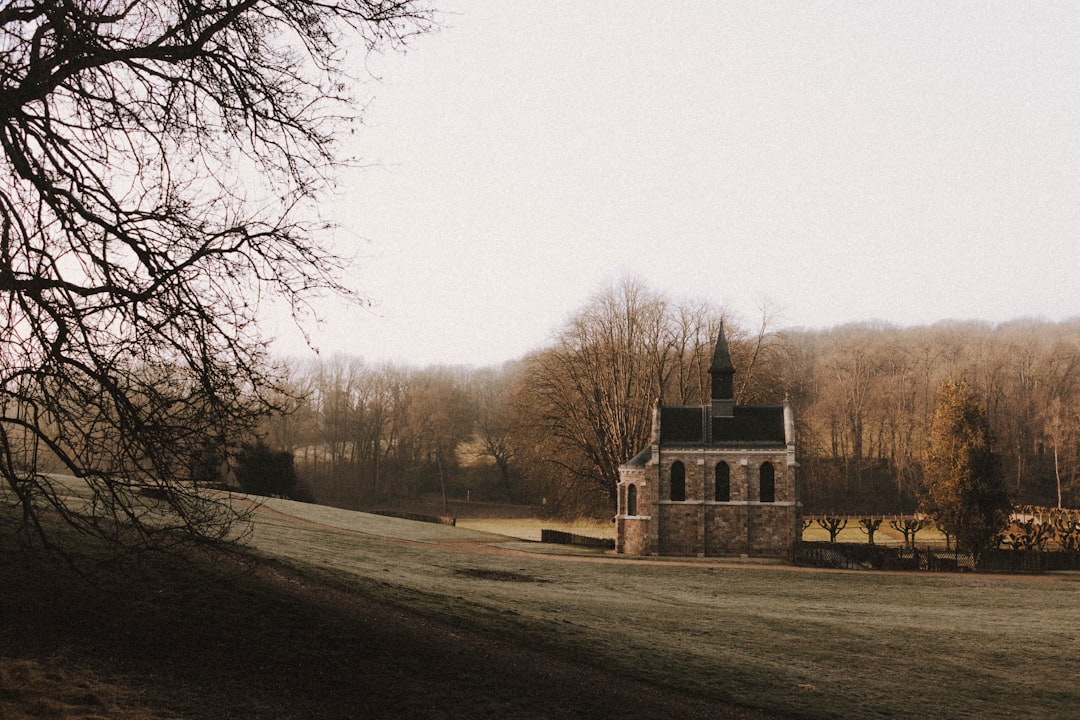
[0,0,435,550]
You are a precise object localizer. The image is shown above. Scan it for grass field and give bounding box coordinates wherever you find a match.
[248,498,1080,720]
[456,516,615,541]
[4,491,1079,719]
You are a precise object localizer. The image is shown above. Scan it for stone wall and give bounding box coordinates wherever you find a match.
[617,516,651,555]
[704,504,749,556]
[658,504,702,555]
[747,504,796,558]
[616,440,798,559]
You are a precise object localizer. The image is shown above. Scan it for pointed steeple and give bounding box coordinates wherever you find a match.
[709,322,735,374]
[709,323,735,417]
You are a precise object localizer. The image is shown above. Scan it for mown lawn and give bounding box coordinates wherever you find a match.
[250,498,1080,720]
[3,492,1078,720]
[2,504,769,720]
[456,516,615,541]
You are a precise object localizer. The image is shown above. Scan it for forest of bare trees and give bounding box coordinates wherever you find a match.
[259,279,1080,519]
[250,278,1080,520]
[791,319,1080,513]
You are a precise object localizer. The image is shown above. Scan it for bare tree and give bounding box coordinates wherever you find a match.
[857,516,882,545]
[468,363,522,498]
[516,278,779,514]
[519,278,672,512]
[727,301,786,404]
[0,0,433,549]
[1037,343,1080,509]
[889,517,926,548]
[815,515,847,543]
[404,367,473,513]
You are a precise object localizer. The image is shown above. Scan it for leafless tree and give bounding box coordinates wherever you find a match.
[815,515,847,543]
[401,366,473,512]
[516,277,783,514]
[857,516,882,545]
[468,363,522,498]
[0,0,433,549]
[889,517,926,548]
[518,278,673,511]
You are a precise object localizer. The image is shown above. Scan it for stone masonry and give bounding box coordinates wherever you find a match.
[615,326,799,559]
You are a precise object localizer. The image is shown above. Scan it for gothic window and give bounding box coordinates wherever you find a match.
[670,461,686,501]
[759,461,776,503]
[714,461,730,502]
[627,484,638,516]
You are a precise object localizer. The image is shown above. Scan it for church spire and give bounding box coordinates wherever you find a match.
[709,322,735,417]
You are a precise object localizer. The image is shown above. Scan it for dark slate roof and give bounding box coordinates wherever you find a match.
[621,446,653,468]
[659,405,785,446]
[713,406,785,444]
[660,406,708,443]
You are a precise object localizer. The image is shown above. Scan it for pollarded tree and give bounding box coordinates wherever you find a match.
[815,515,847,543]
[888,517,926,548]
[921,380,1011,561]
[0,0,433,549]
[857,516,882,545]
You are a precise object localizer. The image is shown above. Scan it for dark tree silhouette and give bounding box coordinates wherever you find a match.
[1007,518,1054,551]
[857,517,882,545]
[0,0,433,549]
[815,515,847,543]
[235,442,298,499]
[888,517,926,548]
[1053,516,1080,552]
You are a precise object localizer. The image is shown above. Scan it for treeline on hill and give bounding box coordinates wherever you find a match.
[262,279,1080,518]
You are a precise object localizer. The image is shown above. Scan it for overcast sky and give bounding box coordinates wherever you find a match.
[269,1,1080,368]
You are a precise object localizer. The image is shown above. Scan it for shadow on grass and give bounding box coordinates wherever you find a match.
[0,513,792,720]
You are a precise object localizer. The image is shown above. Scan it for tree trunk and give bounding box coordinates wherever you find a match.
[437,448,448,516]
[1055,442,1062,509]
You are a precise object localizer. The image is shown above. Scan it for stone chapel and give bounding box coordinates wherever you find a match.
[615,325,799,559]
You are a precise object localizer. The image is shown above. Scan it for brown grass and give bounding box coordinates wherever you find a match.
[247,498,1080,720]
[7,495,1080,720]
[456,517,614,541]
[0,505,785,720]
[0,656,167,720]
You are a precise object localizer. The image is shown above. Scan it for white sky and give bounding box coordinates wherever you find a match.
[269,1,1080,368]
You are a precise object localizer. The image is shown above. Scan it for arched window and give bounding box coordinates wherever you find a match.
[670,461,686,501]
[759,462,776,503]
[714,462,730,502]
[627,484,638,516]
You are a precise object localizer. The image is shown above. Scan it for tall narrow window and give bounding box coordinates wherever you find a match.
[715,461,730,502]
[670,461,686,501]
[627,484,638,516]
[759,462,775,503]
